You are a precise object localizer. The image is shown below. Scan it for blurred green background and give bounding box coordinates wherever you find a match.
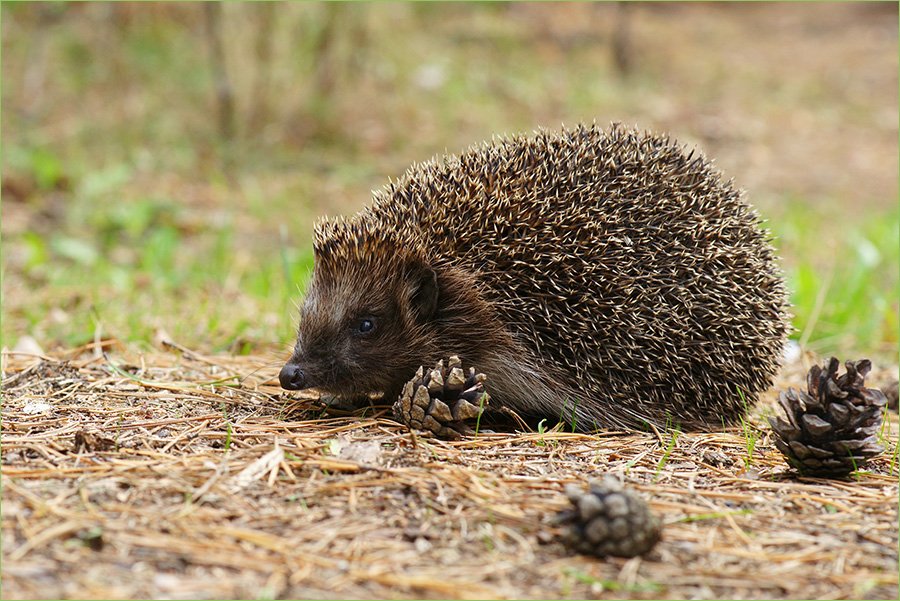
[2,2,898,361]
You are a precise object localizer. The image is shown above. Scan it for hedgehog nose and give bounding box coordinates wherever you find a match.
[279,362,307,390]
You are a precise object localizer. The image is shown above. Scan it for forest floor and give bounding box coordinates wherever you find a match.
[2,344,897,600]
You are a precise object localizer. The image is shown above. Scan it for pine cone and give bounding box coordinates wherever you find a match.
[392,356,489,439]
[769,357,887,477]
[557,477,661,558]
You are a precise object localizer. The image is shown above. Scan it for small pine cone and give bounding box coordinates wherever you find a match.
[392,356,489,439]
[769,357,887,477]
[557,477,661,558]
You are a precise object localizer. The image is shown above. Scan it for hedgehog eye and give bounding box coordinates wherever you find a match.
[356,318,375,334]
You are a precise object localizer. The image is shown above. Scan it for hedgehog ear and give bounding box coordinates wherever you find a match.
[407,262,439,322]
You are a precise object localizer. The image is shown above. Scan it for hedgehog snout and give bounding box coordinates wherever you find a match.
[279,361,308,390]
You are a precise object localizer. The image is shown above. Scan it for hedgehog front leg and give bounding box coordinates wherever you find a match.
[392,356,490,440]
[319,393,373,413]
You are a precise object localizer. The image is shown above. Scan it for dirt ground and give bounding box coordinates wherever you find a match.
[1,344,897,600]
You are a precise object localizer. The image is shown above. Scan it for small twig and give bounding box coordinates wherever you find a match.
[203,2,236,146]
[611,1,634,77]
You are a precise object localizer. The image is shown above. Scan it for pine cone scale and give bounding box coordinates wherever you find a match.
[800,414,832,436]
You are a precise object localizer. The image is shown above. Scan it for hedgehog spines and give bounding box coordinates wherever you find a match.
[306,122,790,431]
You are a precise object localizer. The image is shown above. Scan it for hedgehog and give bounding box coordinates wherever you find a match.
[279,123,790,436]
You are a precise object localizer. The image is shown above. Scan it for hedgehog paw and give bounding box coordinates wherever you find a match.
[320,393,372,414]
[392,356,489,440]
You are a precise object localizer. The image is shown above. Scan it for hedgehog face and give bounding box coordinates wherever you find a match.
[279,249,439,399]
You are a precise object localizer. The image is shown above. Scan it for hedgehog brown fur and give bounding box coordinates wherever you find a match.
[279,123,790,432]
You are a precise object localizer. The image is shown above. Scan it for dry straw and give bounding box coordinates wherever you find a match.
[2,342,897,599]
